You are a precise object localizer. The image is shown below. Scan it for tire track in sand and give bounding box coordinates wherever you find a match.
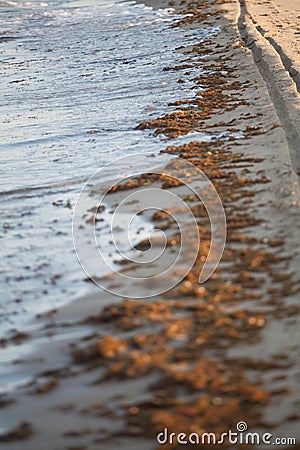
[238,0,300,178]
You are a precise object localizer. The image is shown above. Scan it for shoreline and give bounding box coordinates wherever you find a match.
[1,0,300,448]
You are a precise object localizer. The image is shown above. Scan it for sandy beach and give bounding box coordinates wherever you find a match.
[245,0,300,90]
[1,0,300,449]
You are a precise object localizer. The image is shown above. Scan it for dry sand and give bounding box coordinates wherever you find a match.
[237,0,300,172]
[1,0,300,449]
[245,0,300,85]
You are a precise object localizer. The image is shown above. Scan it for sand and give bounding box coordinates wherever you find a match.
[1,0,300,449]
[237,0,300,172]
[245,0,300,87]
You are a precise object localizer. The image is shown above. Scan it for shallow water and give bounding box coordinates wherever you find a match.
[0,0,226,332]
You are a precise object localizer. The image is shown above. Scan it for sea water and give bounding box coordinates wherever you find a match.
[0,0,222,333]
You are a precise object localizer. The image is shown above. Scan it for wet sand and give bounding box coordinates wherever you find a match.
[1,0,300,449]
